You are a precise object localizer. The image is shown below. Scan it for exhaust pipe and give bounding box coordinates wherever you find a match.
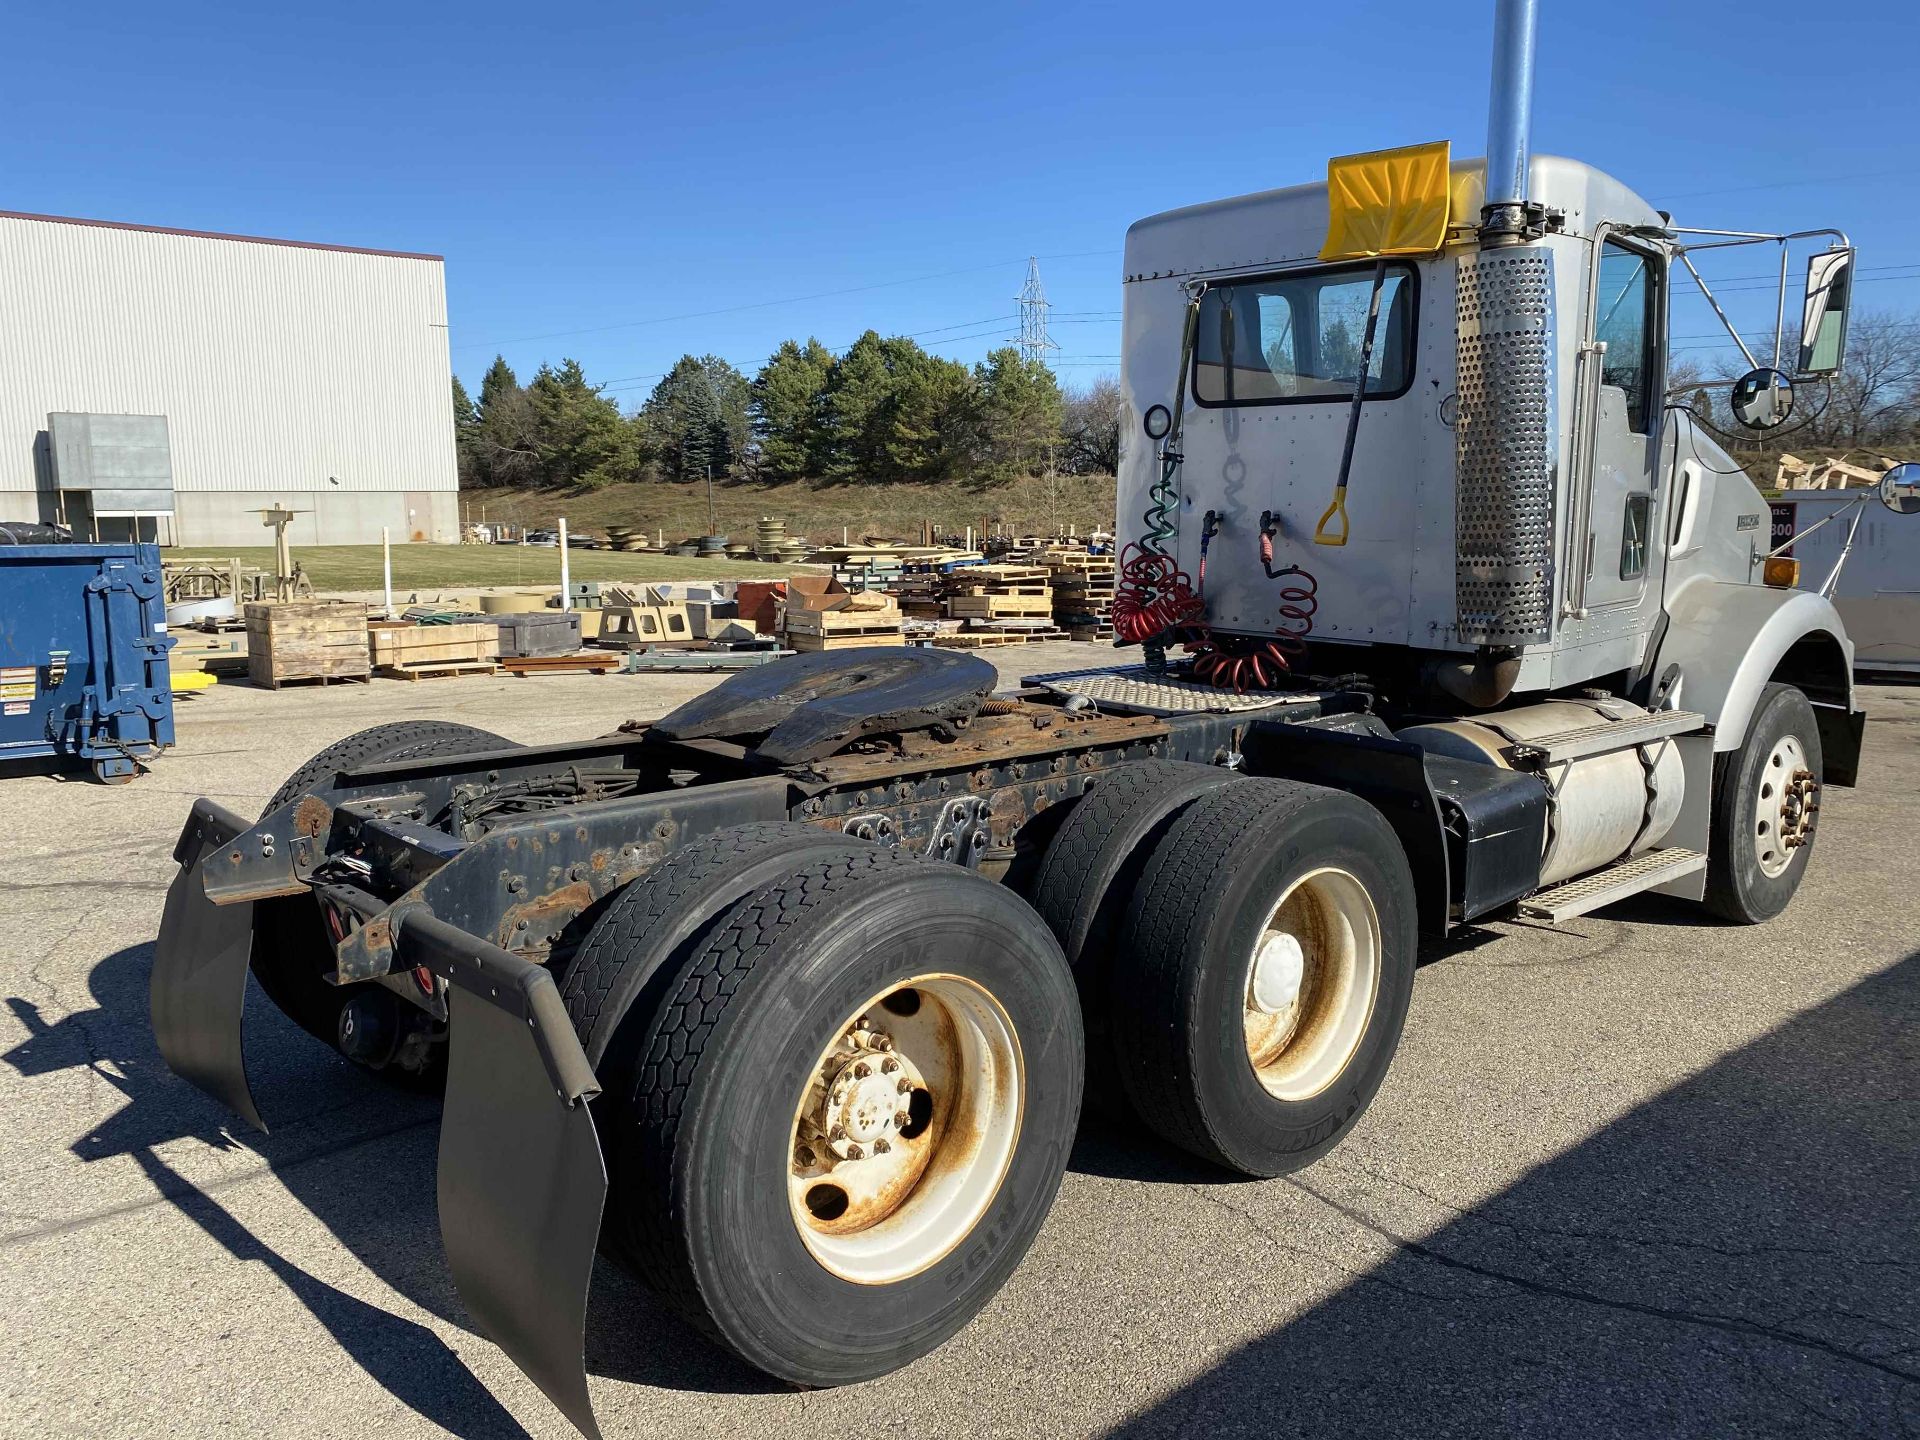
[1480,0,1540,245]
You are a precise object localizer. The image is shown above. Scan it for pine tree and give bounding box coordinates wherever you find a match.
[971,347,1064,482]
[469,356,539,488]
[642,356,733,483]
[752,338,834,481]
[451,375,479,487]
[526,358,636,488]
[819,331,894,481]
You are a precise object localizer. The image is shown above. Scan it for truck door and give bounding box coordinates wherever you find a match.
[1574,235,1665,618]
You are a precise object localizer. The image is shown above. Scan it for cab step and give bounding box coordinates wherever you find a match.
[1507,708,1705,764]
[1516,847,1707,922]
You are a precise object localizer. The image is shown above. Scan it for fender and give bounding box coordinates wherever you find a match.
[1654,577,1857,757]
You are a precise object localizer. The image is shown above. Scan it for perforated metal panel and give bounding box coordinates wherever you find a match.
[1455,248,1558,645]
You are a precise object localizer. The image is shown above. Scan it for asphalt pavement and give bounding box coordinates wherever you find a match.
[1,646,1914,1438]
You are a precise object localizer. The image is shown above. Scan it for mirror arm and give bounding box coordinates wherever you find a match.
[1819,503,1870,600]
[1764,491,1867,561]
[1676,251,1758,370]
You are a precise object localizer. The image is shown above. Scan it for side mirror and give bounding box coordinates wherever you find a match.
[1880,461,1920,516]
[1730,367,1794,429]
[1797,248,1853,376]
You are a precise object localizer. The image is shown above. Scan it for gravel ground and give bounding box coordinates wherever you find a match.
[0,649,1913,1439]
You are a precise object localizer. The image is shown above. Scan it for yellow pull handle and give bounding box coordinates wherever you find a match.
[1313,486,1350,547]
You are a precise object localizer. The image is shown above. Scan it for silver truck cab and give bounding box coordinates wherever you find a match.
[1117,153,1864,778]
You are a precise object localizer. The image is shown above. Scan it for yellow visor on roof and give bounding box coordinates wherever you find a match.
[1319,140,1453,261]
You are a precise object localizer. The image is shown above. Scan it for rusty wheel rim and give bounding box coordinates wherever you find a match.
[1242,867,1381,1102]
[1753,733,1816,879]
[787,975,1024,1285]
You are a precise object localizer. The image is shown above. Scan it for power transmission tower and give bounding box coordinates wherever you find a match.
[1016,256,1058,367]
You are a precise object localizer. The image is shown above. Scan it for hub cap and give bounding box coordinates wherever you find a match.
[1754,734,1818,878]
[788,976,1023,1285]
[1242,868,1381,1102]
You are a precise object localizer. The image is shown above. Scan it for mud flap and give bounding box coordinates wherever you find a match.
[408,910,607,1440]
[150,799,265,1132]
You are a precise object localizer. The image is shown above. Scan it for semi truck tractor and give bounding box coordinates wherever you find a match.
[148,2,1917,1433]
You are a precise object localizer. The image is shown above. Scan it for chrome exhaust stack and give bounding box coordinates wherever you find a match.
[1454,0,1556,661]
[1480,0,1541,245]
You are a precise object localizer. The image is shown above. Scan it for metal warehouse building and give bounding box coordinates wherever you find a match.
[0,210,459,547]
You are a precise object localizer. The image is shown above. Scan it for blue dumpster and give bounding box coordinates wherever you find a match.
[0,543,175,783]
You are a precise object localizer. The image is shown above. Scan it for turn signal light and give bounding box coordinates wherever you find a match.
[1763,556,1801,588]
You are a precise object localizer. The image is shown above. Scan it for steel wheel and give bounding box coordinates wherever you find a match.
[1242,867,1382,1102]
[1752,733,1818,880]
[788,977,1023,1285]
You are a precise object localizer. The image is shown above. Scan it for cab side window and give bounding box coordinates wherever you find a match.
[1595,241,1659,434]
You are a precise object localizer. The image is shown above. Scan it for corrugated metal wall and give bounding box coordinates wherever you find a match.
[0,214,457,533]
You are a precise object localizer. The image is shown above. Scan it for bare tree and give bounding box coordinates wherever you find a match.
[1060,376,1122,475]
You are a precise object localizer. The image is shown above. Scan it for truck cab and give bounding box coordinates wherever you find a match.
[1118,151,1863,775]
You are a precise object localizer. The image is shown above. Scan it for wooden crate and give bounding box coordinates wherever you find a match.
[368,622,500,670]
[783,600,900,636]
[788,631,906,652]
[245,601,371,689]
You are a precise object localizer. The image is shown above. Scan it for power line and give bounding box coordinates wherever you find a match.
[455,248,1118,353]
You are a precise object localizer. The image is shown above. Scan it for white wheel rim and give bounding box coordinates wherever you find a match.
[787,975,1024,1285]
[1753,733,1817,879]
[1242,867,1381,1102]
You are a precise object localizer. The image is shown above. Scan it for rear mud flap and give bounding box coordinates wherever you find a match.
[411,911,608,1440]
[150,799,264,1132]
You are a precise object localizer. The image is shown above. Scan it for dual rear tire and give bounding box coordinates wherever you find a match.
[1035,762,1418,1178]
[560,830,1083,1387]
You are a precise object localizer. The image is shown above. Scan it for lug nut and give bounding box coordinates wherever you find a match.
[873,1035,894,1051]
[896,1110,912,1128]
[896,1077,912,1094]
[828,1124,846,1141]
[881,1057,899,1073]
[844,1142,864,1160]
[873,1138,891,1154]
[853,1062,871,1079]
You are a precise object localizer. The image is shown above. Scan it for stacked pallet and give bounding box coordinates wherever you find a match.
[369,621,500,681]
[1046,553,1116,642]
[245,601,371,689]
[605,526,652,552]
[933,564,1067,646]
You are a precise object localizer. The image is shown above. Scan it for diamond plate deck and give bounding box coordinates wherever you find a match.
[1024,665,1323,716]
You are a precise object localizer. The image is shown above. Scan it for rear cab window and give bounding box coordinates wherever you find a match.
[1193,262,1418,407]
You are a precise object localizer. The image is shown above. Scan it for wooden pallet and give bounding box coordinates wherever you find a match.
[254,671,371,691]
[932,627,1069,648]
[500,653,622,676]
[788,631,906,652]
[949,593,1054,619]
[375,660,501,682]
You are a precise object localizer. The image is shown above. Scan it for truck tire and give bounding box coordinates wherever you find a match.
[1108,778,1416,1177]
[1028,759,1238,1106]
[1702,682,1824,925]
[605,849,1083,1386]
[253,721,515,1053]
[557,822,872,1069]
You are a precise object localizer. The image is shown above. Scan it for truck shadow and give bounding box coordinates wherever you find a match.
[2,939,774,1440]
[1088,950,1920,1437]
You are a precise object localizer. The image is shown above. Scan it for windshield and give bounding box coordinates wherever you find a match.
[1192,263,1417,406]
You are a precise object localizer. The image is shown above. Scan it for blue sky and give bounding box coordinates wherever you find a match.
[8,1,1915,404]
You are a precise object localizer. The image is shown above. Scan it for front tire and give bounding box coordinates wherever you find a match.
[1108,779,1417,1177]
[608,849,1083,1385]
[1703,682,1823,924]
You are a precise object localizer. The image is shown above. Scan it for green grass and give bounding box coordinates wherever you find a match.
[460,474,1119,544]
[171,544,815,593]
